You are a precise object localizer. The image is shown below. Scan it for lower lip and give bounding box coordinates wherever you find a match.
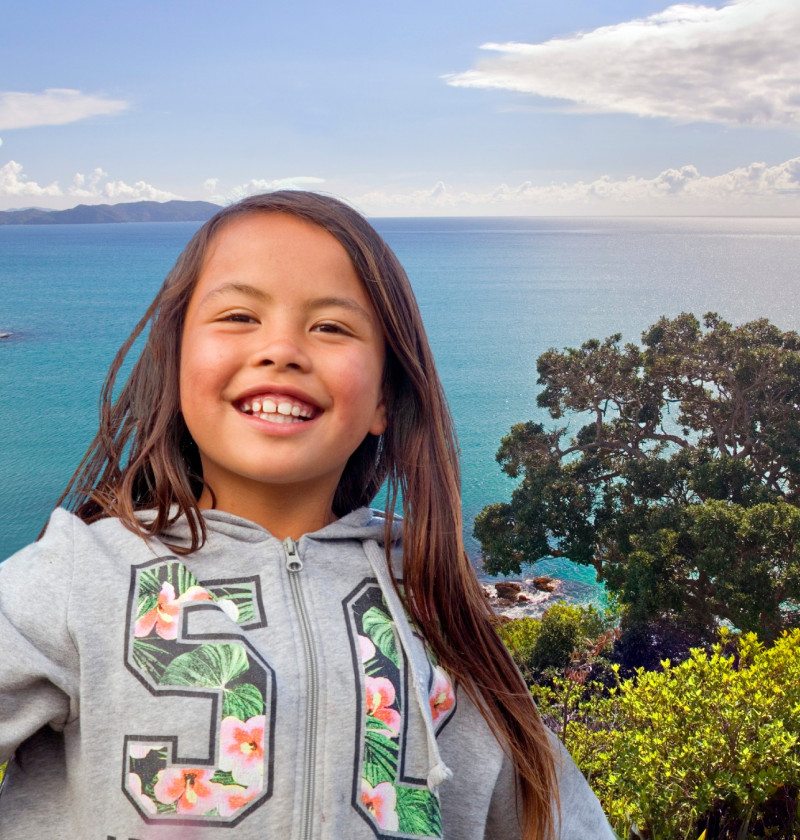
[237,408,319,435]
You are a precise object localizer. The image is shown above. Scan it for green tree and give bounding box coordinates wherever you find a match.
[475,313,800,641]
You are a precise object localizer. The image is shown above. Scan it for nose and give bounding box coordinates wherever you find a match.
[250,330,312,372]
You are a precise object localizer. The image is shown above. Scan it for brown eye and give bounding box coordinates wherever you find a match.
[222,313,257,323]
[313,322,349,335]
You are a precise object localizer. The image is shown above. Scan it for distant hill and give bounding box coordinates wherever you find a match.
[0,200,222,225]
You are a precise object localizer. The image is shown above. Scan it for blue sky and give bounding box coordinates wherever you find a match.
[2,0,799,214]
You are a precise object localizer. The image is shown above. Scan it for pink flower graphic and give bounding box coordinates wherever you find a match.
[153,767,219,815]
[135,582,211,640]
[429,666,455,724]
[219,715,265,788]
[365,675,401,736]
[361,779,399,830]
[358,634,376,662]
[216,784,258,817]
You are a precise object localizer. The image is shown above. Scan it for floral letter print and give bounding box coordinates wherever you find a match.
[345,580,456,839]
[123,559,275,826]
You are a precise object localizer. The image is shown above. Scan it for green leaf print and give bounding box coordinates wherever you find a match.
[222,683,265,719]
[210,770,243,787]
[177,564,199,597]
[160,643,249,689]
[132,639,168,681]
[138,568,164,599]
[210,584,257,624]
[364,722,399,785]
[362,607,400,667]
[396,787,442,836]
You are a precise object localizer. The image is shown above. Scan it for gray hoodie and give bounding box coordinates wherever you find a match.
[0,507,615,839]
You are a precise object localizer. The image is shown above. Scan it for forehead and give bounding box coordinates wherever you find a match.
[201,211,356,277]
[188,212,381,326]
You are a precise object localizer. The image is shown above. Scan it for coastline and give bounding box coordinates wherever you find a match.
[483,576,608,620]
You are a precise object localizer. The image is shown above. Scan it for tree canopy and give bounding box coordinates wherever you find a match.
[475,313,800,640]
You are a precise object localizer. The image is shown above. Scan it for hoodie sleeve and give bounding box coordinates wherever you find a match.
[485,734,616,840]
[0,510,80,763]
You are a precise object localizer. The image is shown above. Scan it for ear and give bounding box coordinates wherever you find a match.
[369,401,388,437]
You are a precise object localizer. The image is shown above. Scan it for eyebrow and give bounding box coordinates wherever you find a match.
[199,283,374,322]
[199,282,270,306]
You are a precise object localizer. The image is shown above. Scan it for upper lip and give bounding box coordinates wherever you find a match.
[232,383,322,411]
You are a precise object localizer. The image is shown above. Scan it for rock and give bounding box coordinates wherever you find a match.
[494,581,522,600]
[532,576,556,593]
[517,593,530,603]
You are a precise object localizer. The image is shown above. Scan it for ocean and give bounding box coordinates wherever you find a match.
[3,216,800,605]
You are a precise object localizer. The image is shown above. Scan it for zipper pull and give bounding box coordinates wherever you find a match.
[284,537,303,572]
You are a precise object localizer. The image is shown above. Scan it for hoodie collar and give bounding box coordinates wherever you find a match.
[151,505,401,546]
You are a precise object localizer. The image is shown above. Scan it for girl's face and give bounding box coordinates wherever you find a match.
[179,212,387,520]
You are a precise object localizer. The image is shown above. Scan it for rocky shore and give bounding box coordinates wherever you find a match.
[482,576,603,620]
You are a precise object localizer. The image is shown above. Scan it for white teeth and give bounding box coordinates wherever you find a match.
[239,395,314,420]
[257,412,303,424]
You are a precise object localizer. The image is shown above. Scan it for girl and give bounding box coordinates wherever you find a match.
[0,191,613,839]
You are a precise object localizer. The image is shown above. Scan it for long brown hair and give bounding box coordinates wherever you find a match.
[57,191,558,838]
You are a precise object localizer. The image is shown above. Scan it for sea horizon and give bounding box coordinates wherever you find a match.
[4,214,800,608]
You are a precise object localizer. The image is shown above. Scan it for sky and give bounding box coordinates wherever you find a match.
[2,0,799,216]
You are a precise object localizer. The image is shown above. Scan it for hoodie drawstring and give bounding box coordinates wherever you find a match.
[364,541,454,793]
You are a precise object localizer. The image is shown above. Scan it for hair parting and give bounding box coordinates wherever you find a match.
[54,190,558,838]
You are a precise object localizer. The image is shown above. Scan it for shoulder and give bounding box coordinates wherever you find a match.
[549,732,617,838]
[1,509,165,585]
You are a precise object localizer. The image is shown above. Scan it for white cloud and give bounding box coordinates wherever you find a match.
[0,160,61,197]
[68,167,178,201]
[444,0,800,126]
[0,89,129,131]
[0,159,178,204]
[352,156,800,215]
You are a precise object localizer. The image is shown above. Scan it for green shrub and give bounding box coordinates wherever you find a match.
[557,629,800,839]
[498,616,541,674]
[499,604,607,675]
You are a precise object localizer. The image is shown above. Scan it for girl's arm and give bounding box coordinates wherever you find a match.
[485,735,616,840]
[0,514,79,763]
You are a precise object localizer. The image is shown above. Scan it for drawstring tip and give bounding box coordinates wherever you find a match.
[427,762,453,791]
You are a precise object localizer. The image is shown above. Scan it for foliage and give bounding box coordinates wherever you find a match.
[536,629,800,840]
[475,313,800,641]
[499,604,607,675]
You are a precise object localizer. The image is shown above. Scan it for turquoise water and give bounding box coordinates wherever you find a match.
[3,216,800,600]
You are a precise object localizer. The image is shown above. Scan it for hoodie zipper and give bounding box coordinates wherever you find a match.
[283,536,318,840]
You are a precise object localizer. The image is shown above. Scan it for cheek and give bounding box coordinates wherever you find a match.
[179,337,225,421]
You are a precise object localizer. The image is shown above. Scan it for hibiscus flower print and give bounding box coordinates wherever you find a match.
[359,634,376,662]
[216,784,258,818]
[135,582,211,640]
[365,675,401,736]
[361,780,399,831]
[429,666,455,726]
[219,715,266,788]
[153,767,220,815]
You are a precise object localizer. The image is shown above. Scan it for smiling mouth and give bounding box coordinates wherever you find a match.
[236,394,317,424]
